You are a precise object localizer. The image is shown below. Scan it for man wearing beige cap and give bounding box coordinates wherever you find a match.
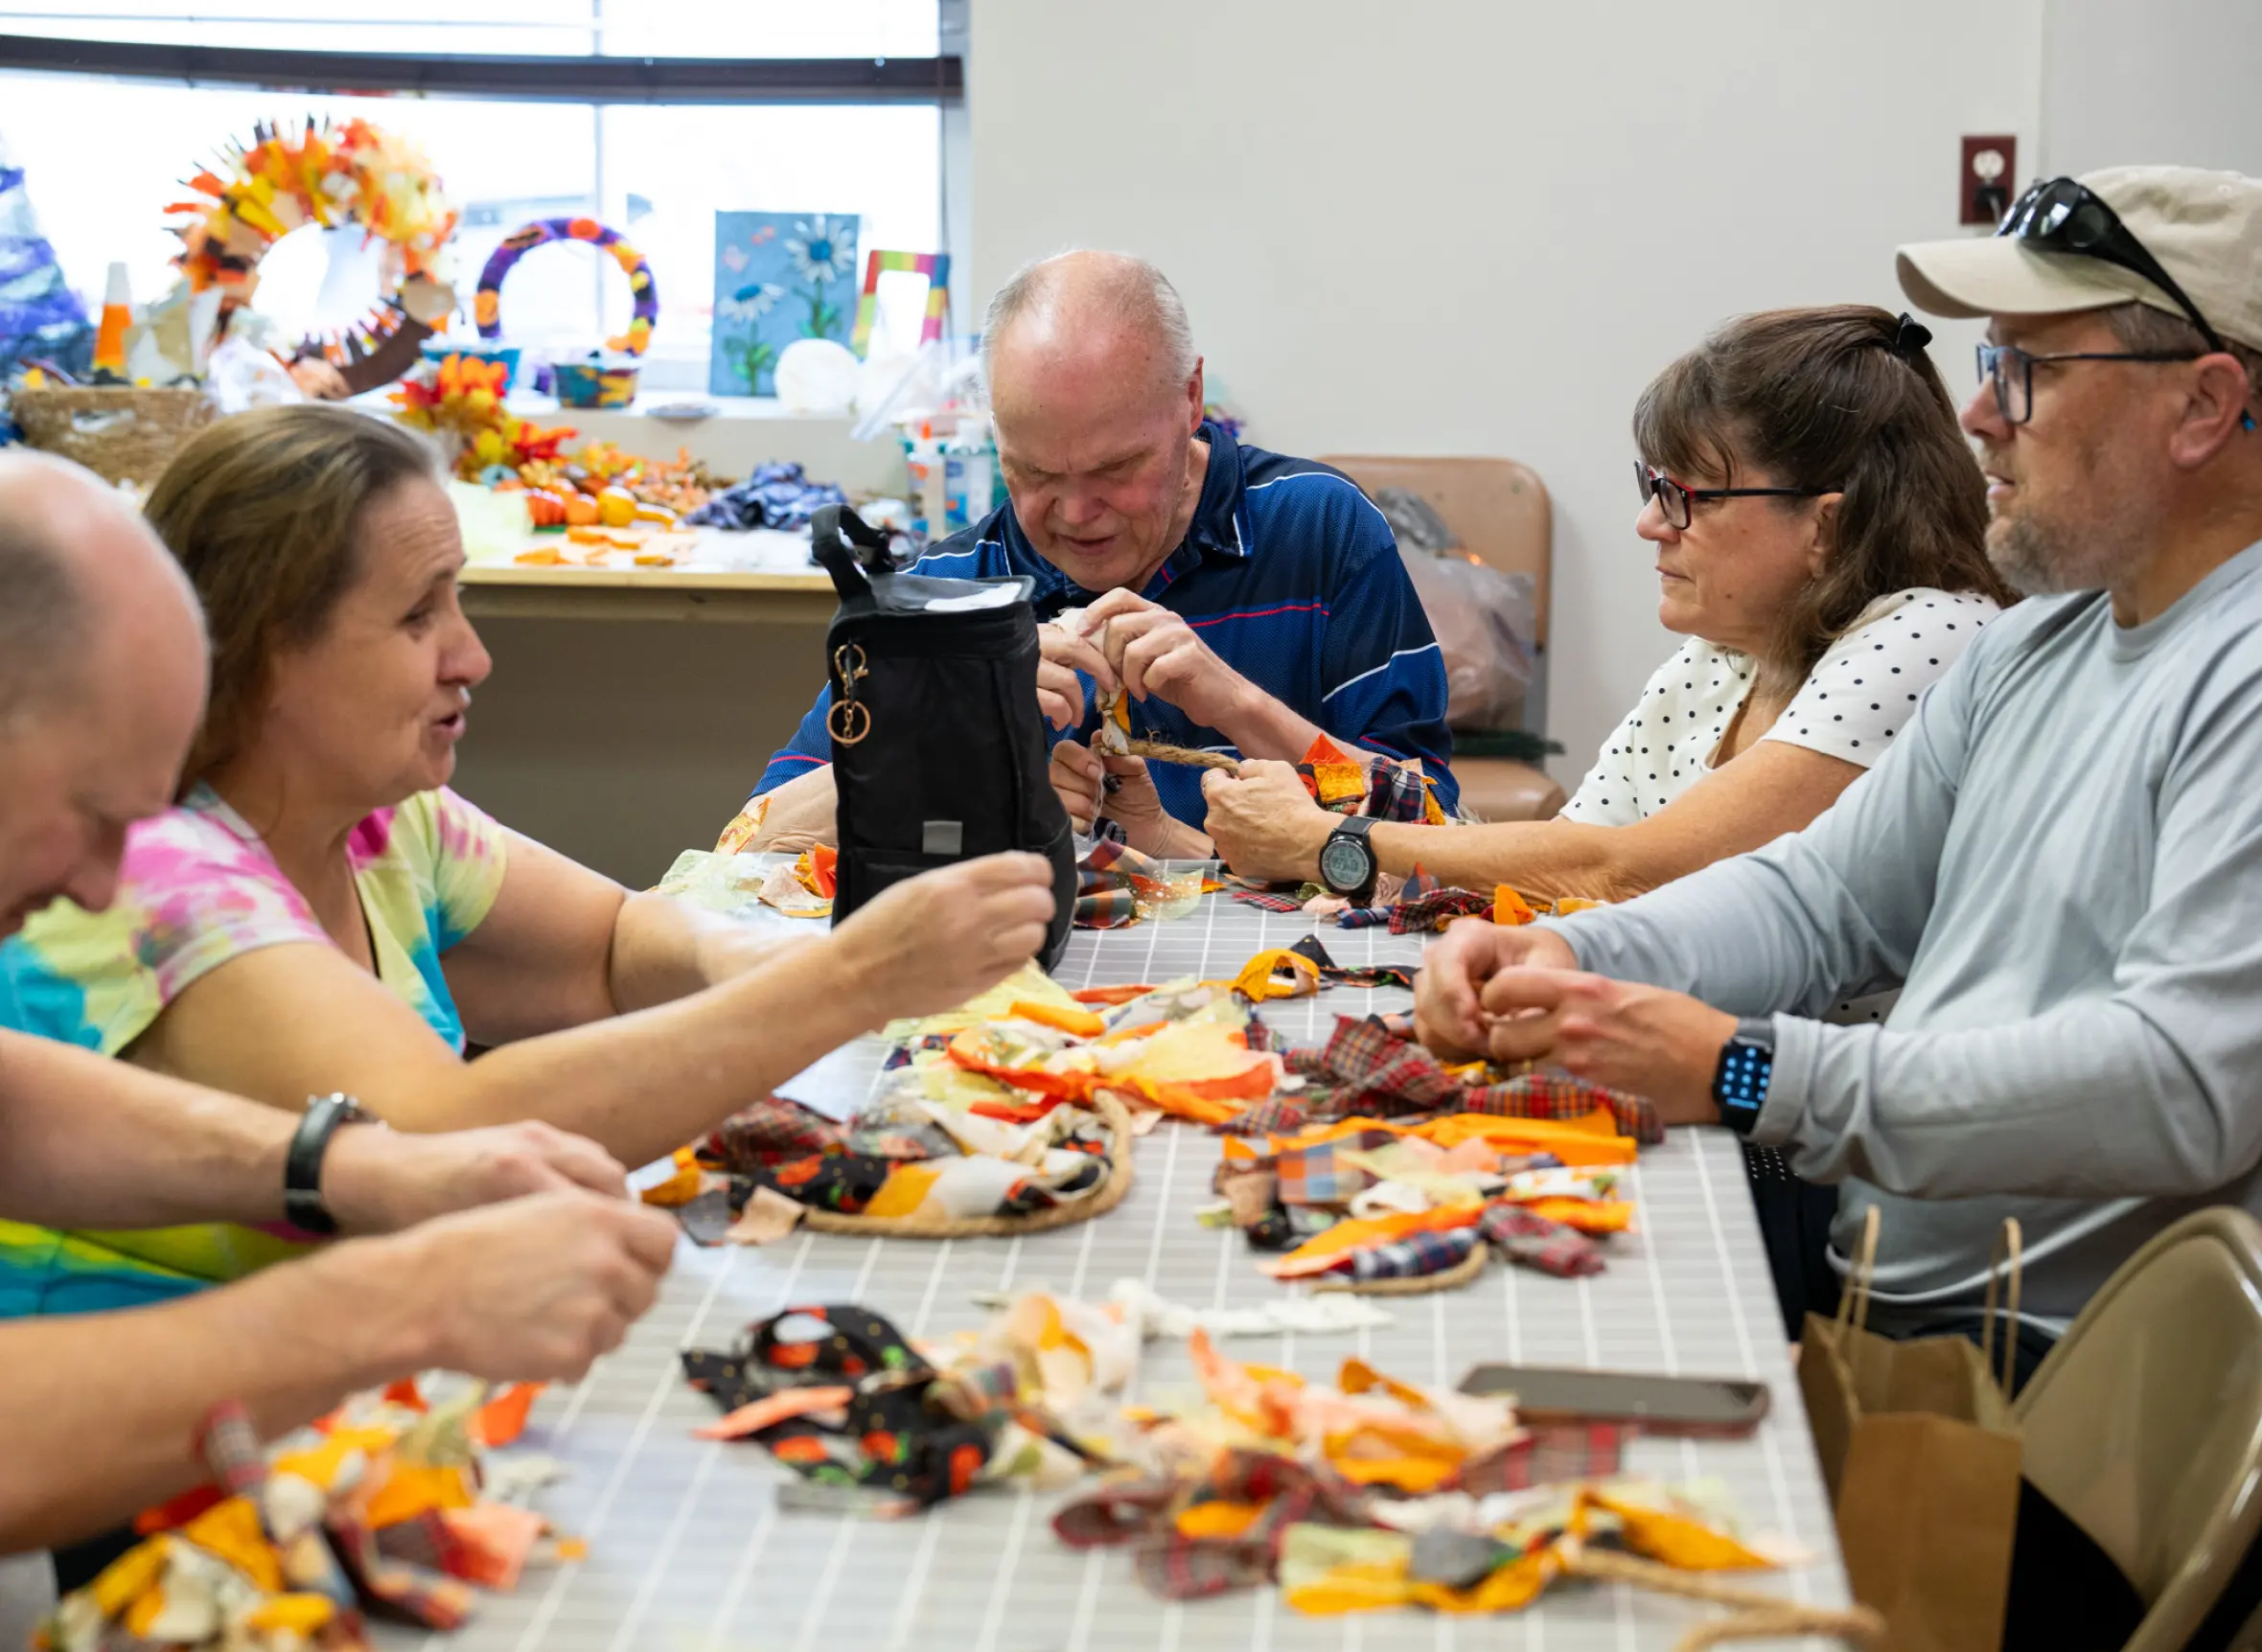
[1413,165,2262,1372]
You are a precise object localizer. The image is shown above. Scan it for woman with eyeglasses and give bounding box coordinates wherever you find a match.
[1205,304,2016,909]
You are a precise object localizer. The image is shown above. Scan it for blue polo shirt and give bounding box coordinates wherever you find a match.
[751,422,1456,825]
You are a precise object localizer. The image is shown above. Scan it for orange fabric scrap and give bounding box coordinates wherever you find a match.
[1072,984,1155,1006]
[1009,999,1107,1039]
[640,1146,706,1207]
[474,1383,544,1449]
[693,1385,857,1441]
[1492,884,1538,927]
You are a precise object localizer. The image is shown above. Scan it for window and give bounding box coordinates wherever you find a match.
[0,1,955,392]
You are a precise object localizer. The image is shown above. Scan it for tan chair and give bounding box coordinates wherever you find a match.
[1319,455,1565,822]
[2013,1205,2262,1651]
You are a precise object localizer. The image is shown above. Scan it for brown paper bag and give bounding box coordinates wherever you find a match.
[1799,1210,2024,1652]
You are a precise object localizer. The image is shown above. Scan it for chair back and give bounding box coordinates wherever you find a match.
[1317,455,1551,647]
[2014,1205,2262,1651]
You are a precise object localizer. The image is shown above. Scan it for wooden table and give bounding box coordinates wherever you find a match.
[378,888,1852,1652]
[458,527,837,626]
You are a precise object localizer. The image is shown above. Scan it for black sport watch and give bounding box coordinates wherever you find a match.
[1316,815,1380,904]
[285,1092,381,1234]
[1712,1018,1775,1136]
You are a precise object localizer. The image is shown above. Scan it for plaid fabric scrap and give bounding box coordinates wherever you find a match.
[1467,1069,1663,1145]
[1383,886,1494,934]
[1478,1203,1607,1277]
[1054,1451,1373,1602]
[1213,1095,1310,1136]
[704,1095,844,1172]
[1074,887,1143,929]
[1348,1225,1480,1281]
[1230,885,1314,914]
[1362,761,1431,823]
[1274,1129,1394,1206]
[1456,1422,1634,1494]
[1287,1016,1663,1141]
[1287,1016,1469,1115]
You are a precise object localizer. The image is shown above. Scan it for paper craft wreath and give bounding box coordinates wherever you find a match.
[166,115,457,393]
[475,217,658,356]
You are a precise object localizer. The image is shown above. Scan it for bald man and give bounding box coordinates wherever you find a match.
[729,251,1456,860]
[0,453,679,1556]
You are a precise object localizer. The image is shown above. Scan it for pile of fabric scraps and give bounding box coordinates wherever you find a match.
[649,1079,1121,1232]
[1230,1013,1662,1144]
[870,963,1291,1131]
[1050,1334,1802,1619]
[752,843,835,918]
[1231,934,1417,999]
[682,460,847,532]
[39,1380,566,1652]
[1234,872,1604,933]
[1073,831,1213,929]
[1208,1111,1634,1287]
[1297,734,1450,826]
[681,1293,1161,1514]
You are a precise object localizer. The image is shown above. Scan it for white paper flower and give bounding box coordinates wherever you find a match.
[717,281,785,326]
[785,215,859,285]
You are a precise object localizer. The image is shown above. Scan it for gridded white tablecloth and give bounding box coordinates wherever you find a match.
[381,897,1850,1652]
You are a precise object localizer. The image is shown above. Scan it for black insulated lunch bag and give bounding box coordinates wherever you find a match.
[811,504,1077,971]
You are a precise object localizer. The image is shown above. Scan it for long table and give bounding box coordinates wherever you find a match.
[386,896,1850,1652]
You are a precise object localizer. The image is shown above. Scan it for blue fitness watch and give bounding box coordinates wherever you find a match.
[1712,1018,1775,1136]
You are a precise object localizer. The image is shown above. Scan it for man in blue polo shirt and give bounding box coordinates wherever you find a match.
[731,250,1454,857]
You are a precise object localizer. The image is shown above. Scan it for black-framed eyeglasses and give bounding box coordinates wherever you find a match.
[1998,176,2230,354]
[1975,340,2204,424]
[1633,461,1830,531]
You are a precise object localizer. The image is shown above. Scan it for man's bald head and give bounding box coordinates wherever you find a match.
[0,451,203,721]
[983,250,1197,400]
[0,451,208,932]
[981,253,1210,593]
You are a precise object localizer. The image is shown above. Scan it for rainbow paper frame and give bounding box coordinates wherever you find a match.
[848,249,950,357]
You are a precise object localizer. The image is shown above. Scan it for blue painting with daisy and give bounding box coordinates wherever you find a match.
[708,211,862,397]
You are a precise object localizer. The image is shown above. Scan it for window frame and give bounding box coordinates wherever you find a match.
[0,31,964,103]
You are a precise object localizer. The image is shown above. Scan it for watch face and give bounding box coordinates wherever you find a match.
[1319,834,1373,894]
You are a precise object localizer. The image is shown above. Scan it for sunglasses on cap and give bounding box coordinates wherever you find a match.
[1998,176,2232,354]
[1988,177,2253,429]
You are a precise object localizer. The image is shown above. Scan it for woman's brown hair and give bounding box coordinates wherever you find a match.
[144,402,443,793]
[1632,305,2013,696]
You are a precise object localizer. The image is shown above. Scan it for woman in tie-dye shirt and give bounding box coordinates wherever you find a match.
[0,405,1058,1317]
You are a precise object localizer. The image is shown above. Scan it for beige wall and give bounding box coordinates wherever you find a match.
[966,0,2046,786]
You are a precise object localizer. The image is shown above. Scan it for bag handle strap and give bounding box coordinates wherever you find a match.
[810,504,896,600]
[1826,1205,1881,1396]
[1979,1218,2024,1398]
[1833,1204,1881,1341]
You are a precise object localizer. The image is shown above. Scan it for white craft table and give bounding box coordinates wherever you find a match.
[383,895,1850,1652]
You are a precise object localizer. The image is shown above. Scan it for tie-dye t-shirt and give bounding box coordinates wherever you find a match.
[0,783,508,1317]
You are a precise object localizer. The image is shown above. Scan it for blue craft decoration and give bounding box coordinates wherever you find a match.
[683,461,846,533]
[0,152,93,417]
[709,212,860,398]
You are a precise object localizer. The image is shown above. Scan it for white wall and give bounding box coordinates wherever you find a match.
[968,0,2044,784]
[2042,0,2262,176]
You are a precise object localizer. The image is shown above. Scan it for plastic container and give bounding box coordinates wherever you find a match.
[421,338,521,391]
[553,356,640,409]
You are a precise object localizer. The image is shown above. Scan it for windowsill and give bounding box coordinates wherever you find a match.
[503,392,878,427]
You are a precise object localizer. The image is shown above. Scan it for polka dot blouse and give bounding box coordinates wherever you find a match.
[1560,588,2000,827]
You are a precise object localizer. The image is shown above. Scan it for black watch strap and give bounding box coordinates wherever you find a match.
[285,1092,378,1234]
[1713,1018,1776,1137]
[1321,814,1380,904]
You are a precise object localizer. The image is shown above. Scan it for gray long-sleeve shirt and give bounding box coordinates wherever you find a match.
[1540,541,2262,1331]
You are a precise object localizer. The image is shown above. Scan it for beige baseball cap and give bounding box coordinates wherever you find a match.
[1897,165,2262,353]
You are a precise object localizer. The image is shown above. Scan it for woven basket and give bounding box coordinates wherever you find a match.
[12,385,215,487]
[801,1093,1137,1239]
[1310,1238,1491,1296]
